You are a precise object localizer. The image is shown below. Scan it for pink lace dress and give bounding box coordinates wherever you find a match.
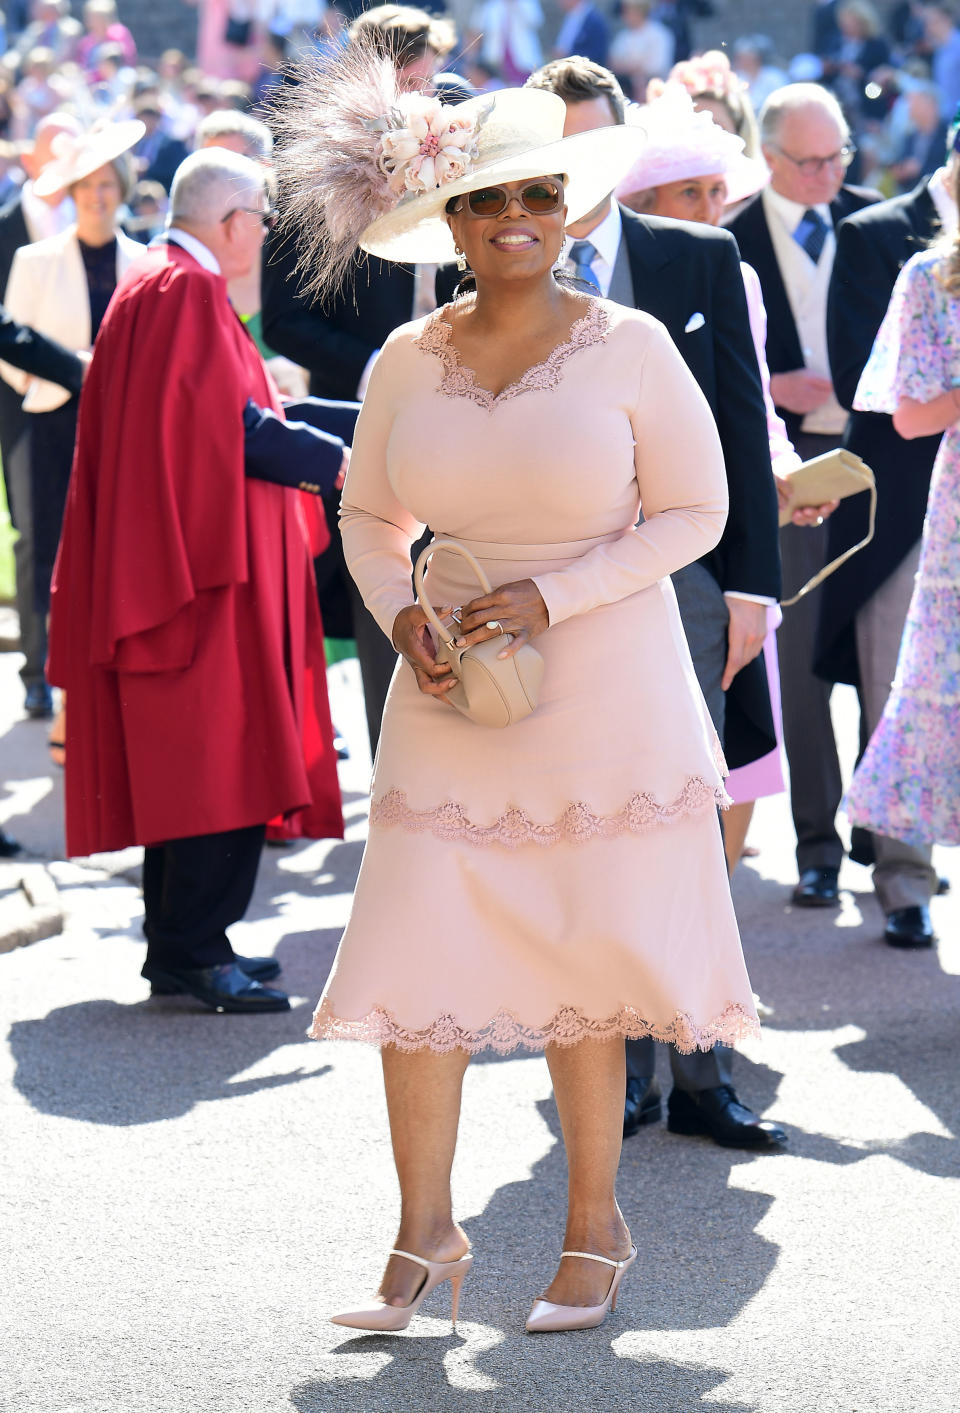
[845,250,960,847]
[310,298,761,1054]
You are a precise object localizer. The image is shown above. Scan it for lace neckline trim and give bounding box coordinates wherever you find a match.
[414,297,610,410]
[310,998,760,1057]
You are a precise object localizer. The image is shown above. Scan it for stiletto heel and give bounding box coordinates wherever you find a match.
[449,1268,468,1329]
[330,1247,473,1332]
[525,1246,637,1333]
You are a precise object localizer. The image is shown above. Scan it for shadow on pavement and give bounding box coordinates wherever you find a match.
[289,1098,772,1411]
[8,995,330,1124]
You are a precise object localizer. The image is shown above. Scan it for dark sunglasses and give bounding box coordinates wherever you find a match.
[221,206,278,230]
[454,179,564,218]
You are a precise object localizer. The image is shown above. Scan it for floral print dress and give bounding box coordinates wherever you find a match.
[845,248,960,847]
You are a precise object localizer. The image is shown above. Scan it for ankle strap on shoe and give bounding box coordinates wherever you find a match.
[389,1248,433,1270]
[560,1249,628,1268]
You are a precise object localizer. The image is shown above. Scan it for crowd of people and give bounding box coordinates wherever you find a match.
[0,0,956,1338]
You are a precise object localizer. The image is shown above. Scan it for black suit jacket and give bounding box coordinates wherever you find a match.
[260,228,419,635]
[0,195,34,468]
[261,228,416,401]
[0,306,84,394]
[726,184,881,446]
[815,179,943,687]
[621,209,781,769]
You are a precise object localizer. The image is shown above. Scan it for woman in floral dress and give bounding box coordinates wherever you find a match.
[845,244,960,847]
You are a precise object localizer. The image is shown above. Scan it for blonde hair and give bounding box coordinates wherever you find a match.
[938,162,960,295]
[837,0,882,37]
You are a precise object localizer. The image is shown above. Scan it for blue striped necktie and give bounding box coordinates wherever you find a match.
[569,239,601,293]
[794,207,828,264]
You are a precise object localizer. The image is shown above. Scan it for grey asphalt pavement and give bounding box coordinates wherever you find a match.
[0,648,957,1413]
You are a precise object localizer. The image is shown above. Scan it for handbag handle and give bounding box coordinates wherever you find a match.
[413,538,494,644]
[781,478,877,609]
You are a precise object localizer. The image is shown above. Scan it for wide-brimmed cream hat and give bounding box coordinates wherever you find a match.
[359,88,647,265]
[33,118,145,198]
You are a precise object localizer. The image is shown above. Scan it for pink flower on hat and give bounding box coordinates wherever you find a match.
[376,95,480,197]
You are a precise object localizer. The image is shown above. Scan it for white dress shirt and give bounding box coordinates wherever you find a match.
[562,200,622,295]
[761,184,847,437]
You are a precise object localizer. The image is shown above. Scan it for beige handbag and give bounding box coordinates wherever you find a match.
[779,449,877,608]
[413,538,544,728]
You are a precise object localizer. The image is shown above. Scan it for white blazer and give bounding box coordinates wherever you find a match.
[0,223,141,413]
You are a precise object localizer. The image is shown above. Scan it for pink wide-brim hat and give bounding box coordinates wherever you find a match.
[33,118,145,198]
[615,87,768,207]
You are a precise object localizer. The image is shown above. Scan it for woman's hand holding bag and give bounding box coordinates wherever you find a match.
[398,539,547,728]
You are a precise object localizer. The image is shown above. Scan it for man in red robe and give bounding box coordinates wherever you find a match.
[48,148,345,1013]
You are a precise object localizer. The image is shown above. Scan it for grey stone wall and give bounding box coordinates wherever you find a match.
[116,0,821,71]
[119,0,199,64]
[695,0,820,60]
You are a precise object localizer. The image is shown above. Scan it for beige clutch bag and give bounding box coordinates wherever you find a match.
[779,449,877,607]
[413,538,544,728]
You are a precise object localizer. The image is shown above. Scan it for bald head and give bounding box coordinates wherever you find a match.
[759,82,852,206]
[169,148,270,282]
[170,147,265,226]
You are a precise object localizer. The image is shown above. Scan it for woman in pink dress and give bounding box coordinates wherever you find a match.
[275,53,760,1334]
[616,87,837,869]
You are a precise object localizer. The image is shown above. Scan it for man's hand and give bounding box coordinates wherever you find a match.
[770,369,834,416]
[722,597,767,692]
[336,445,350,490]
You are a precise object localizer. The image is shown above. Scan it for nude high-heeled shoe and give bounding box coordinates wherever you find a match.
[525,1246,637,1333]
[330,1248,473,1332]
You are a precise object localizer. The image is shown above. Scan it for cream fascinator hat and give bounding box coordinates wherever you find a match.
[615,87,767,208]
[33,119,146,198]
[271,42,646,298]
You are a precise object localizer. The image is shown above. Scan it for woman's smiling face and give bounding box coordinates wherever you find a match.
[446,176,568,282]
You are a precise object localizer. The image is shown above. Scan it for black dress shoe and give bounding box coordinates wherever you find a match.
[667,1085,787,1149]
[0,828,21,857]
[791,867,840,908]
[148,954,282,994]
[884,906,936,949]
[24,682,53,719]
[142,961,289,1011]
[623,1076,663,1138]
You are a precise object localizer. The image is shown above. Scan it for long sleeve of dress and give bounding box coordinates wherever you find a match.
[339,338,425,642]
[532,319,728,627]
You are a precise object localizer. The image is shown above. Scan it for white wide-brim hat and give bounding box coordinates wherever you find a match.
[359,89,647,266]
[615,88,768,208]
[33,119,145,198]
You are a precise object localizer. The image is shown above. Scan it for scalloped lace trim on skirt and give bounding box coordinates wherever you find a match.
[309,999,760,1055]
[368,777,730,848]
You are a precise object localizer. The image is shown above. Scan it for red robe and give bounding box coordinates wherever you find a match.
[47,243,344,856]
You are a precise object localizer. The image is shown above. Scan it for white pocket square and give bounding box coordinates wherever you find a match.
[684,312,706,333]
